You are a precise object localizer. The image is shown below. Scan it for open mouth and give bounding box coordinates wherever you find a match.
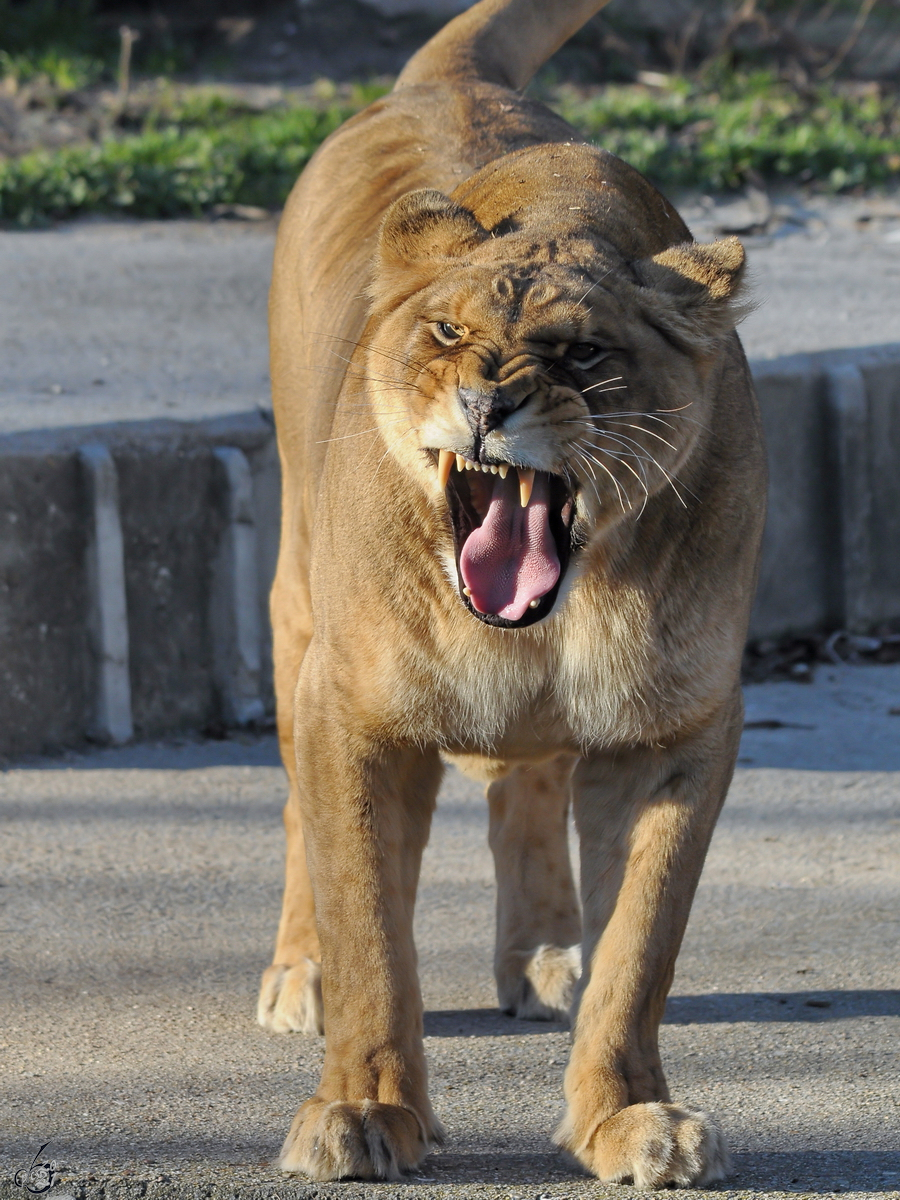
[436,449,575,628]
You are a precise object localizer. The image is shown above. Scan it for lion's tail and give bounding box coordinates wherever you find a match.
[395,0,612,93]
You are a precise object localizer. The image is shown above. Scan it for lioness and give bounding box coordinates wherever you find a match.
[258,0,766,1186]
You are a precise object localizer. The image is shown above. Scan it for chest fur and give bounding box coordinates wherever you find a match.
[379,579,667,756]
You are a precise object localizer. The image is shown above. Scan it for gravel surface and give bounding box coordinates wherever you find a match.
[3,190,900,436]
[2,668,898,1200]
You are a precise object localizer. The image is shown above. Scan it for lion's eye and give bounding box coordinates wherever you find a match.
[432,321,467,345]
[565,343,609,369]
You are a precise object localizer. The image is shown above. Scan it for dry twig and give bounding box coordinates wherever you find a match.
[817,0,879,77]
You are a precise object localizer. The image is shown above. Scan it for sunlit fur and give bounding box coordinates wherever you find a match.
[261,0,766,1187]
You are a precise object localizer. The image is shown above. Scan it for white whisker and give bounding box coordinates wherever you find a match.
[321,352,422,393]
[577,430,693,507]
[373,427,417,480]
[316,418,410,444]
[296,362,420,392]
[575,268,612,306]
[606,422,678,453]
[321,334,431,375]
[574,445,627,513]
[569,411,679,434]
[580,376,625,394]
[578,429,658,465]
[570,451,604,511]
[578,440,650,519]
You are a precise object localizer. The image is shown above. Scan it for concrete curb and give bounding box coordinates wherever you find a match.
[1,346,898,759]
[0,411,279,759]
[79,444,133,745]
[750,341,900,639]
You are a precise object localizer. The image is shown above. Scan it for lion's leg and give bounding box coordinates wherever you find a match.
[279,668,444,1180]
[555,692,742,1187]
[257,552,323,1034]
[487,755,581,1020]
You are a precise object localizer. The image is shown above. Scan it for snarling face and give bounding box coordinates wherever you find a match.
[365,189,745,629]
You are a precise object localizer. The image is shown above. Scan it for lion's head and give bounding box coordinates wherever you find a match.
[364,145,747,629]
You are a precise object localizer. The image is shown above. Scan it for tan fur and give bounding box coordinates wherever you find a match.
[556,1101,731,1187]
[259,0,766,1185]
[257,959,322,1035]
[486,756,581,1019]
[519,943,582,1020]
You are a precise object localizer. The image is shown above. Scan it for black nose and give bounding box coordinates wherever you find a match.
[458,386,517,436]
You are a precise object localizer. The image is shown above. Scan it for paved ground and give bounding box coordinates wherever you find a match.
[0,218,276,434]
[2,156,899,1199]
[2,665,898,1200]
[2,191,900,436]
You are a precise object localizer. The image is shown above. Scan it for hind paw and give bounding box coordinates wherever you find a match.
[257,959,323,1034]
[499,943,581,1021]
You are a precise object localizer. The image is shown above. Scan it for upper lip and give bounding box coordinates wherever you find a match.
[437,448,536,505]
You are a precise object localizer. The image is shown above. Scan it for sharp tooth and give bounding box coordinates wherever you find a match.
[490,465,498,474]
[456,454,465,472]
[463,587,472,597]
[529,599,540,608]
[438,449,454,489]
[465,460,474,470]
[518,468,535,508]
[498,464,509,479]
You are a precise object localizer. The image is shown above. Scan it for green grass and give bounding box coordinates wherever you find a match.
[1,72,898,225]
[0,105,353,225]
[0,48,104,89]
[551,71,900,193]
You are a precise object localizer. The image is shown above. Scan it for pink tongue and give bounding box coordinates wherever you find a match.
[460,471,560,621]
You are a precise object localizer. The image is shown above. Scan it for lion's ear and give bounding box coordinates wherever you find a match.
[632,237,750,352]
[370,189,489,308]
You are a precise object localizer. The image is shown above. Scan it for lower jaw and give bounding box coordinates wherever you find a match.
[455,565,566,628]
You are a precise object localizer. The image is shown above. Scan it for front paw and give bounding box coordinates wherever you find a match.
[279,1097,442,1180]
[498,943,581,1021]
[555,1101,730,1188]
[257,959,323,1034]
